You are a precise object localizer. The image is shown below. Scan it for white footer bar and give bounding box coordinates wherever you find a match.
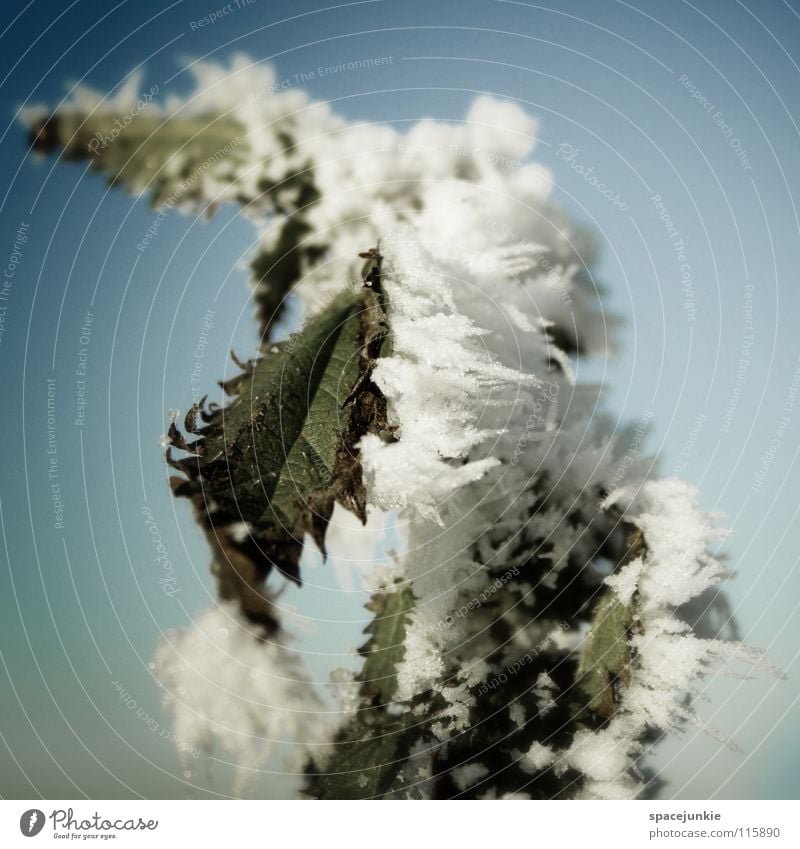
[2,799,797,847]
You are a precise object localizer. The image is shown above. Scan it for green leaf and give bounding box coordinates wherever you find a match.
[304,583,418,799]
[359,583,415,706]
[575,591,635,719]
[27,107,326,341]
[168,285,388,625]
[575,527,646,719]
[29,110,247,207]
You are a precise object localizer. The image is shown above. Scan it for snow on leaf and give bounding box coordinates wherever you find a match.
[304,582,417,799]
[167,285,387,622]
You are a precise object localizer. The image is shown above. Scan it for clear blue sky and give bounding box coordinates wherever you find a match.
[1,0,799,799]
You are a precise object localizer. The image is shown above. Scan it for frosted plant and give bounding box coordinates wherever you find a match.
[28,55,780,799]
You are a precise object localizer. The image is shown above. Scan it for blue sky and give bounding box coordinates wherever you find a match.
[1,0,799,799]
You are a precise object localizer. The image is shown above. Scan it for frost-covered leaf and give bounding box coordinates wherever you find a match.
[168,285,388,625]
[29,110,248,207]
[25,96,322,338]
[576,592,635,720]
[25,59,612,350]
[576,528,646,720]
[27,57,777,800]
[305,583,417,799]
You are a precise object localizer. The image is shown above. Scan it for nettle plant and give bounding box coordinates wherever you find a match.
[28,56,779,799]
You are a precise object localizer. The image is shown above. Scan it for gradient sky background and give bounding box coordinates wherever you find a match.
[1,0,799,800]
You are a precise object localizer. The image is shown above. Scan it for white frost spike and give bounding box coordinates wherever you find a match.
[604,479,727,609]
[361,229,535,518]
[604,557,645,604]
[153,604,328,795]
[558,481,784,799]
[567,729,636,785]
